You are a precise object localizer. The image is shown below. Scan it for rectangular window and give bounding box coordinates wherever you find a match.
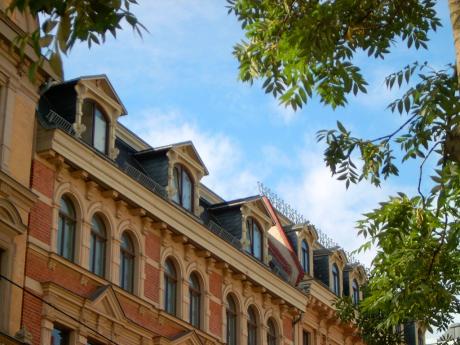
[51,325,70,345]
[303,331,310,345]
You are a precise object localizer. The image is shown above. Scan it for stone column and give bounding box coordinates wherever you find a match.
[112,237,121,287]
[0,77,17,173]
[73,84,87,138]
[41,319,54,345]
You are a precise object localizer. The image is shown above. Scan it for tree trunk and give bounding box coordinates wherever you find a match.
[449,0,460,83]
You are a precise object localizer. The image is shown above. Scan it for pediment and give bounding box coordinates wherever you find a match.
[88,285,125,321]
[76,75,127,115]
[170,331,204,345]
[170,142,209,176]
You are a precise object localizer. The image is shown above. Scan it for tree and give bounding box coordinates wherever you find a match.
[8,0,145,79]
[228,0,460,342]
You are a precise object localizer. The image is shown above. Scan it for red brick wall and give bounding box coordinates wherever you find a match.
[209,300,222,337]
[29,201,52,245]
[209,271,222,299]
[30,159,55,198]
[25,251,97,298]
[22,291,43,345]
[118,295,184,337]
[145,234,160,261]
[144,263,160,303]
[283,316,293,341]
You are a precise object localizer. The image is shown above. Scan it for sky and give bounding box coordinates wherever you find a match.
[62,1,454,264]
[62,3,456,336]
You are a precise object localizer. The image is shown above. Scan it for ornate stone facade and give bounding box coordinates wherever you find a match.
[0,4,425,345]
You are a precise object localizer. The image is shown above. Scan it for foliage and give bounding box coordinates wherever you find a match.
[227,0,440,109]
[229,0,460,341]
[8,0,145,80]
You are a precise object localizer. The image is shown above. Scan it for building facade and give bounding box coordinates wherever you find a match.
[0,4,425,345]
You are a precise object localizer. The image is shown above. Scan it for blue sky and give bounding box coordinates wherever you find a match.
[62,1,454,272]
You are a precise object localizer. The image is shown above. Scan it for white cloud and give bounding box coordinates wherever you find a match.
[122,108,259,199]
[274,144,413,267]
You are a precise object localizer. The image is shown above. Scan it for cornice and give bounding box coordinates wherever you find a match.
[35,127,307,311]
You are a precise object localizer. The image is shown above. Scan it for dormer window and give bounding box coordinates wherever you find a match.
[82,100,108,154]
[301,240,310,274]
[332,263,340,295]
[172,164,193,212]
[246,217,263,260]
[352,279,360,305]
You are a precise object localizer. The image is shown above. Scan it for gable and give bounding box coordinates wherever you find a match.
[170,331,204,345]
[87,285,125,321]
[77,75,127,115]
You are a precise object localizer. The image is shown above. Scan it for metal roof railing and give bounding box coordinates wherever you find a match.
[207,219,242,250]
[45,110,76,135]
[122,163,167,198]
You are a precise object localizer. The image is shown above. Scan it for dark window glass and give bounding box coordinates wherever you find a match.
[247,306,257,345]
[246,218,263,260]
[301,240,309,274]
[82,101,108,154]
[302,331,310,345]
[120,233,134,293]
[189,272,201,328]
[164,259,177,315]
[51,325,70,345]
[332,264,340,296]
[57,196,76,261]
[226,295,237,345]
[352,279,359,305]
[267,319,277,345]
[90,214,107,277]
[172,165,194,212]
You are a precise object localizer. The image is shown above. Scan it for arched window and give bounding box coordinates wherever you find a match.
[164,258,178,315]
[246,217,263,260]
[352,279,359,305]
[82,100,108,154]
[57,196,76,261]
[189,272,201,328]
[301,240,310,274]
[267,318,277,345]
[89,214,107,277]
[332,263,340,296]
[172,165,194,212]
[247,306,258,345]
[120,233,135,293]
[226,294,238,345]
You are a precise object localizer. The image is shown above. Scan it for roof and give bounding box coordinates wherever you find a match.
[135,141,209,175]
[208,195,261,210]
